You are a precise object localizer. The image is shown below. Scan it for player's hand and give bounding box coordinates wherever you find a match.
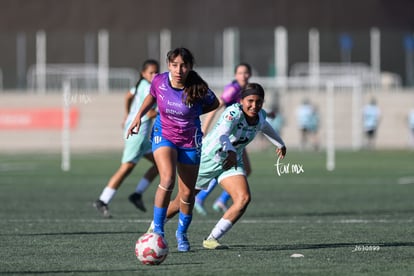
[126,119,141,139]
[222,151,237,170]
[121,115,128,129]
[276,146,287,159]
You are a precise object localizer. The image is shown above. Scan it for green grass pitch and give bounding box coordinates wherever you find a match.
[1,149,414,275]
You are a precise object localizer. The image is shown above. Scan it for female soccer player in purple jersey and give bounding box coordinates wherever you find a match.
[127,47,219,252]
[195,63,253,215]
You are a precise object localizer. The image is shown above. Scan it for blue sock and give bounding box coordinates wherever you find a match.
[177,212,192,234]
[153,206,167,236]
[216,190,231,204]
[196,178,218,203]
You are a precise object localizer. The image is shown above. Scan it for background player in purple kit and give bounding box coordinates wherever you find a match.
[195,63,253,215]
[127,47,219,252]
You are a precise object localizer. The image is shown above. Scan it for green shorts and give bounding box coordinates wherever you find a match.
[195,154,245,190]
[121,120,152,164]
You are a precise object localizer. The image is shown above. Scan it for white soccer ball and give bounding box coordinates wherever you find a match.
[135,233,169,265]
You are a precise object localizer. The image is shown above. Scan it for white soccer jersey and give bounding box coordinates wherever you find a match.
[202,103,285,162]
[124,79,153,128]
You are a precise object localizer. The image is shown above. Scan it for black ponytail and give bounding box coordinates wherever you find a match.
[183,70,210,106]
[133,59,159,95]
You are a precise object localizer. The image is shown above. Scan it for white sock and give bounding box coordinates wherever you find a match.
[208,218,233,240]
[135,178,150,194]
[99,187,117,204]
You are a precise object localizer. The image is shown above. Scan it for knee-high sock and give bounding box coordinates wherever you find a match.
[177,212,192,234]
[135,178,150,194]
[216,190,231,205]
[208,218,233,240]
[153,206,167,236]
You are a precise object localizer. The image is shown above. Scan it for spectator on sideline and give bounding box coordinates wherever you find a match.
[266,105,284,134]
[408,108,414,148]
[363,98,381,149]
[296,98,319,150]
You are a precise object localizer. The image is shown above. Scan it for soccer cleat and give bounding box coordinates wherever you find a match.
[212,201,228,213]
[93,200,112,218]
[202,237,228,250]
[194,200,207,216]
[146,222,154,234]
[128,193,146,212]
[176,231,190,252]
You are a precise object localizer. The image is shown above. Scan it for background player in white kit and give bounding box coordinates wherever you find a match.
[94,59,159,218]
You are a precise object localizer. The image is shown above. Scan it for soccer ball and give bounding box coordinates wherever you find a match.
[135,233,169,265]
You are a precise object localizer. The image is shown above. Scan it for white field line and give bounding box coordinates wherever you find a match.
[0,163,37,172]
[3,218,414,224]
[398,176,414,185]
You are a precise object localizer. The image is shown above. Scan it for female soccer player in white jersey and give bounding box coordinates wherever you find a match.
[195,63,253,215]
[151,82,286,249]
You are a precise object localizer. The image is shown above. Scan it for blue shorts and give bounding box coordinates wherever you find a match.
[152,137,201,165]
[151,117,202,165]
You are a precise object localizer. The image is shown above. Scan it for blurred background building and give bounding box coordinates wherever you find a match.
[1,0,414,154]
[1,0,414,89]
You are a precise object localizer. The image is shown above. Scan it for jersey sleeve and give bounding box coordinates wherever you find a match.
[149,74,162,98]
[213,106,241,153]
[204,89,218,105]
[220,85,237,105]
[261,120,286,148]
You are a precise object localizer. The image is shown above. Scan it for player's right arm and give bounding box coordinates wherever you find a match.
[207,106,240,169]
[123,89,135,128]
[126,94,156,138]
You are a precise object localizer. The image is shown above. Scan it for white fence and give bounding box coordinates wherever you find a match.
[26,64,137,92]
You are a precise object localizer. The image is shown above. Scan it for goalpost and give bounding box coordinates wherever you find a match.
[325,81,335,171]
[325,77,363,171]
[61,79,71,172]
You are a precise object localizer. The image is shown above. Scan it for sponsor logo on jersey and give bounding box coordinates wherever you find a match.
[224,110,236,121]
[159,83,167,91]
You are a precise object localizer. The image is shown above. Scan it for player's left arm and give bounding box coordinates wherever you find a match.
[261,121,287,159]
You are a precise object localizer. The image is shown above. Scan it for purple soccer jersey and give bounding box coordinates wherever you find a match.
[220,80,242,107]
[150,72,217,148]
